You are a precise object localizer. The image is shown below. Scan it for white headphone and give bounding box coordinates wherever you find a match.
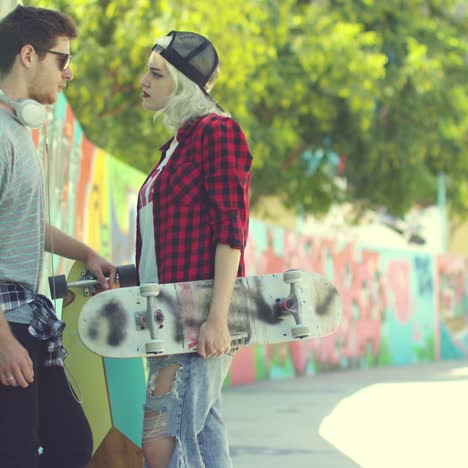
[0,89,48,128]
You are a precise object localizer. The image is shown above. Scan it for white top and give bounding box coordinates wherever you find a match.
[138,138,179,283]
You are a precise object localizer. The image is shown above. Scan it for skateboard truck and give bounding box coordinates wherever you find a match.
[140,283,165,355]
[283,269,311,339]
[49,265,138,300]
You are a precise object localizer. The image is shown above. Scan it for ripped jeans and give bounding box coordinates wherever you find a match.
[143,353,233,468]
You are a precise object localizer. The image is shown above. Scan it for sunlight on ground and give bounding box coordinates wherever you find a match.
[449,367,468,377]
[319,377,468,468]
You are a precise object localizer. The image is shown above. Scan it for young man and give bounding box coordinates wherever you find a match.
[0,6,116,467]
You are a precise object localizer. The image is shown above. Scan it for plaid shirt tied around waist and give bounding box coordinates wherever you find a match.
[0,283,67,367]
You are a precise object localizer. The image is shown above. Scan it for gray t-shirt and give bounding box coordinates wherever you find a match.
[0,109,45,322]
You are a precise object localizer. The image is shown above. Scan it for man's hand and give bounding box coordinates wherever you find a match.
[197,316,231,359]
[0,331,34,388]
[85,252,117,291]
[44,224,117,290]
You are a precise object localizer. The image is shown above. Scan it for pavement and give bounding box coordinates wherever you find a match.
[222,360,468,468]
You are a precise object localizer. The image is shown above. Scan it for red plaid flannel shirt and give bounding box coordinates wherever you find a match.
[136,114,252,284]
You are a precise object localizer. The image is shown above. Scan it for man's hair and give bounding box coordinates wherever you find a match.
[0,5,77,76]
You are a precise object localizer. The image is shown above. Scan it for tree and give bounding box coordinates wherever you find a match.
[27,0,275,168]
[322,0,468,216]
[27,0,468,217]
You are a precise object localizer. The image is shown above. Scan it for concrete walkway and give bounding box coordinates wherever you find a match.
[223,360,468,468]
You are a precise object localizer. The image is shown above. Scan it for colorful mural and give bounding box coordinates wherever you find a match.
[31,95,468,462]
[436,254,468,359]
[232,222,438,385]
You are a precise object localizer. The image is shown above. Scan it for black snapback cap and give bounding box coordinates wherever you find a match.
[153,31,219,90]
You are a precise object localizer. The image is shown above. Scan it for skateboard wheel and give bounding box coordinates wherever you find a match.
[117,264,138,287]
[292,324,311,339]
[146,340,165,354]
[284,269,303,283]
[49,274,68,299]
[140,283,160,297]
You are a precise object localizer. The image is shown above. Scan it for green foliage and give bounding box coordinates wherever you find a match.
[28,0,468,217]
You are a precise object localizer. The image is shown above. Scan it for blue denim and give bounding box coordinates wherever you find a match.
[4,300,34,324]
[143,353,233,468]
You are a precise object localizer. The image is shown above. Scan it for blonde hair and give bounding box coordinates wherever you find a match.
[153,36,230,131]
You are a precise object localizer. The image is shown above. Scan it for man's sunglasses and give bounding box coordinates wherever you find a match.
[35,47,72,71]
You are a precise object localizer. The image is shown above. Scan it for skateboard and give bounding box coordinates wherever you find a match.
[75,269,342,358]
[48,261,138,453]
[49,262,138,304]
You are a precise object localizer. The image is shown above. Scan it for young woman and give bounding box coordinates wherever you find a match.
[137,31,252,467]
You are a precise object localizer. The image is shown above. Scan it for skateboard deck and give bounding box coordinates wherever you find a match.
[77,270,342,358]
[58,261,114,454]
[50,261,138,454]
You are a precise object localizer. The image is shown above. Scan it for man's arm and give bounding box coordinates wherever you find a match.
[45,222,116,289]
[0,225,117,389]
[0,138,35,387]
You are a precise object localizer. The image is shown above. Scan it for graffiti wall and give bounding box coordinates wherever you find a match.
[436,254,468,359]
[35,94,468,374]
[32,95,468,461]
[36,94,145,295]
[230,221,438,385]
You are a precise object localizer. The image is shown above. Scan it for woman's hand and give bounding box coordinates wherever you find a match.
[197,316,231,358]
